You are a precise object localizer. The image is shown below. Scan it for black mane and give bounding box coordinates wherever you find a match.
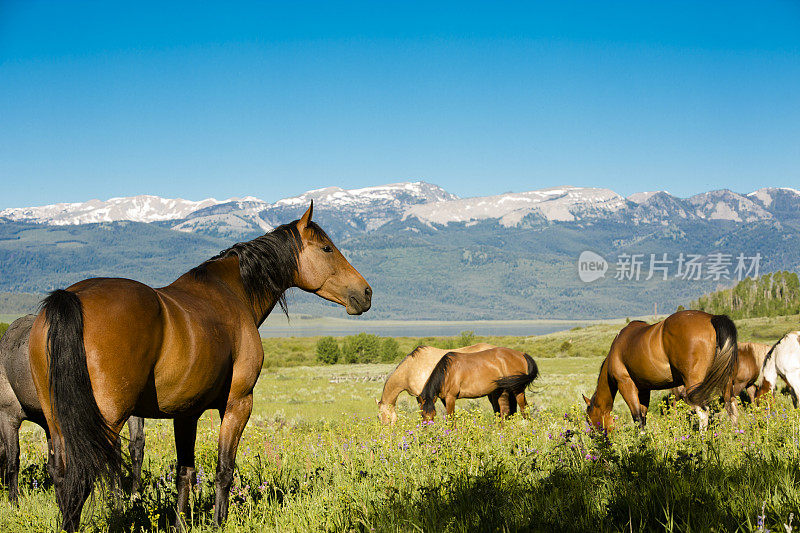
[190,221,330,316]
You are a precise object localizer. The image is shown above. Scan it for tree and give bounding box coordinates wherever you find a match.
[380,337,401,363]
[458,330,476,347]
[316,336,340,365]
[342,333,381,363]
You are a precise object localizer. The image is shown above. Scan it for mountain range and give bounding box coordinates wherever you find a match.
[3,183,799,234]
[1,182,799,320]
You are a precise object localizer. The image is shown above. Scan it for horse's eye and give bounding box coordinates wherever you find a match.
[322,245,333,253]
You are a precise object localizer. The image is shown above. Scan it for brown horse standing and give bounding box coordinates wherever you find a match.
[27,203,371,531]
[419,347,538,421]
[584,310,738,431]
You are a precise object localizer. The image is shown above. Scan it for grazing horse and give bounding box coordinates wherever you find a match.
[755,331,800,406]
[672,342,772,406]
[27,203,372,531]
[1,315,145,503]
[419,347,538,421]
[584,310,738,431]
[376,344,517,424]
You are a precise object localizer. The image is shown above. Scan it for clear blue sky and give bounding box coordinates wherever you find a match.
[1,1,798,209]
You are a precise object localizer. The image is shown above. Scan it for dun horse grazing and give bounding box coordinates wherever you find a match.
[419,347,538,421]
[755,331,800,406]
[1,315,145,503]
[672,342,772,405]
[584,310,739,431]
[377,344,517,424]
[27,203,372,531]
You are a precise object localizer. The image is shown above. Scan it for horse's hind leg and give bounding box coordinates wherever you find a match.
[0,415,21,504]
[127,416,145,495]
[173,416,199,532]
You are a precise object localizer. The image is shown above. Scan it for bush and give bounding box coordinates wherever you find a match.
[316,336,340,365]
[342,333,381,363]
[458,330,476,347]
[380,337,401,362]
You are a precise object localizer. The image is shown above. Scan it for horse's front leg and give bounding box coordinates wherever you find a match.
[174,416,199,531]
[444,395,456,417]
[637,389,651,428]
[617,378,645,429]
[214,395,253,526]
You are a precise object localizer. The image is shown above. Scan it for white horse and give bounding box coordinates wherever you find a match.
[756,331,800,406]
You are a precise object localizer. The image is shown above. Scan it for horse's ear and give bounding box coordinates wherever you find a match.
[298,201,313,229]
[375,398,380,405]
[583,394,591,406]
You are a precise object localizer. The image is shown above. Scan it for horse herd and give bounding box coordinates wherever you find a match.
[0,203,798,530]
[376,314,800,431]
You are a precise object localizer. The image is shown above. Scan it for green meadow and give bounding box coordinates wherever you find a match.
[0,314,799,531]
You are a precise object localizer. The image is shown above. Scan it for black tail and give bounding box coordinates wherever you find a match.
[420,353,453,415]
[687,314,739,406]
[42,290,121,523]
[494,353,539,392]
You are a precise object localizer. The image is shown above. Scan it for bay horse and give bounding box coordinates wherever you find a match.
[27,203,372,531]
[419,347,538,421]
[583,310,738,431]
[672,342,772,406]
[755,331,800,406]
[377,344,517,424]
[1,315,145,504]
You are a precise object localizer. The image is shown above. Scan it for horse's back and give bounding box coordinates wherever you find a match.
[398,343,497,396]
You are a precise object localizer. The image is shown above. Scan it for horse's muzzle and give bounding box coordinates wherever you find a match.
[346,286,372,315]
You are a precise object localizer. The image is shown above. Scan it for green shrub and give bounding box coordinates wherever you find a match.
[342,333,381,363]
[379,337,401,362]
[315,336,340,364]
[458,330,476,347]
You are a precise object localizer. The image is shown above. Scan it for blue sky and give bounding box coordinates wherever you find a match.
[1,1,798,209]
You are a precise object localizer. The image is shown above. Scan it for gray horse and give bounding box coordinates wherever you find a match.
[0,315,145,503]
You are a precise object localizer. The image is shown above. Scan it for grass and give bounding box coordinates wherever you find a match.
[1,314,800,531]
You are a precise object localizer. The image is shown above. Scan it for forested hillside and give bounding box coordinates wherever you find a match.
[691,271,800,318]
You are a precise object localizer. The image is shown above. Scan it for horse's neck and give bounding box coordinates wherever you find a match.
[194,257,281,326]
[762,349,778,387]
[380,365,407,405]
[593,358,615,410]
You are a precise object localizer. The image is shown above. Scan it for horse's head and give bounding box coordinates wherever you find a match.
[583,393,614,431]
[420,406,437,422]
[376,399,398,425]
[293,203,372,315]
[754,380,773,405]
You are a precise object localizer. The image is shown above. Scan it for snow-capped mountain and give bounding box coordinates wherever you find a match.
[0,195,224,226]
[687,189,773,223]
[403,186,627,227]
[2,183,798,238]
[174,181,457,236]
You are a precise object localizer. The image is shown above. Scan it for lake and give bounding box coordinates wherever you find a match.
[258,317,614,338]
